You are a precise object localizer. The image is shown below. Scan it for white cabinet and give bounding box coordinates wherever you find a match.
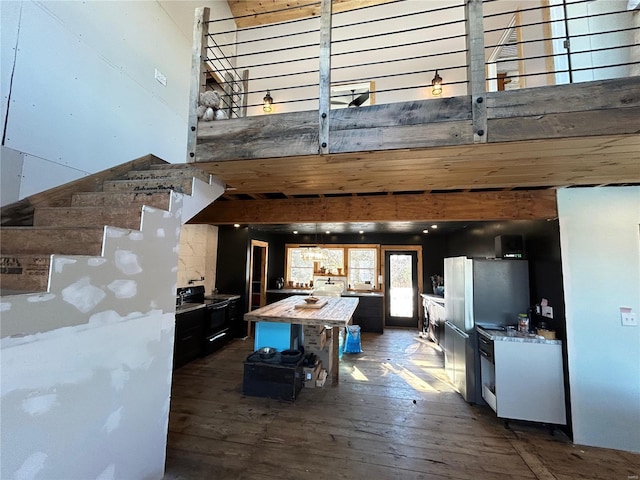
[479,333,566,425]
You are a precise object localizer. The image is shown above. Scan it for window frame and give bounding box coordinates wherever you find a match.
[284,243,380,290]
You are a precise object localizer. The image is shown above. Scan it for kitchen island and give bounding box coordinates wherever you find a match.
[244,295,359,384]
[266,289,383,332]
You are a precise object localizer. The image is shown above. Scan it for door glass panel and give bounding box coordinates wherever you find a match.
[389,254,414,317]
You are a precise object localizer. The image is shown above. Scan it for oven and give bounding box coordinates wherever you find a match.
[203,299,230,355]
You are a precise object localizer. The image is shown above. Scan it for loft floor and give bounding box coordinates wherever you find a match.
[164,329,639,479]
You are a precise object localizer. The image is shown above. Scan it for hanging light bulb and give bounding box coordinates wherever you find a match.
[301,247,328,262]
[300,224,328,262]
[263,90,273,113]
[431,70,443,96]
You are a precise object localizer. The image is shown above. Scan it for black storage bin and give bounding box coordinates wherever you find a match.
[243,358,304,401]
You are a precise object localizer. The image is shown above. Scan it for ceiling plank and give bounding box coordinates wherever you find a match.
[227,0,399,28]
[191,189,558,224]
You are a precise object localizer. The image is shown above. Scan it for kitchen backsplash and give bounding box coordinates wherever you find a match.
[177,224,218,293]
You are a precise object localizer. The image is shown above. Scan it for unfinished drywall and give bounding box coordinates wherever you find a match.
[558,186,640,453]
[0,1,193,200]
[1,191,179,479]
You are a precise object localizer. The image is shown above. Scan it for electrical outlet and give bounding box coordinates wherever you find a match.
[155,68,167,86]
[621,312,638,327]
[541,305,553,319]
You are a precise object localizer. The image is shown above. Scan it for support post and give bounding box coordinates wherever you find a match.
[466,0,487,144]
[318,0,332,155]
[241,69,250,118]
[187,7,210,162]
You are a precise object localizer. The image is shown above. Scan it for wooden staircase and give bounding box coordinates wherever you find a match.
[0,154,213,295]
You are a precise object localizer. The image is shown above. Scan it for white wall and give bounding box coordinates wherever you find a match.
[550,0,637,84]
[235,0,467,116]
[177,223,219,292]
[558,186,640,453]
[0,0,233,204]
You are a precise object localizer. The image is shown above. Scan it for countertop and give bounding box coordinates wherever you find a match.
[205,293,241,301]
[477,326,562,345]
[176,293,240,314]
[267,288,383,298]
[420,293,445,304]
[245,295,360,327]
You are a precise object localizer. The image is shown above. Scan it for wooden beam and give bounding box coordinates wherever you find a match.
[190,190,558,224]
[318,0,332,155]
[486,77,640,117]
[488,107,640,142]
[187,7,209,162]
[466,0,487,144]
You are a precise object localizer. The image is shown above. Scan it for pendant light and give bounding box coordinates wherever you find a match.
[301,224,328,262]
[263,90,273,113]
[431,71,443,96]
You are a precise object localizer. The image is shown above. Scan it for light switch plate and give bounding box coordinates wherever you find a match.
[541,306,553,319]
[621,312,638,327]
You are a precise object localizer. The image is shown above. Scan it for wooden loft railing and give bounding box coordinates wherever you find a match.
[186,0,640,162]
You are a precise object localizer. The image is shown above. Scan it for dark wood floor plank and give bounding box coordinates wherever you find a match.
[164,328,640,480]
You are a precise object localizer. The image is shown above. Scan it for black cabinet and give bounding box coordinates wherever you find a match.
[173,307,206,369]
[228,298,243,337]
[266,291,290,304]
[243,359,304,401]
[352,296,384,333]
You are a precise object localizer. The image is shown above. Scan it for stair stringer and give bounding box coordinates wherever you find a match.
[0,178,221,480]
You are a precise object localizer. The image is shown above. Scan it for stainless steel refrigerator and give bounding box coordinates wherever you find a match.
[443,256,530,403]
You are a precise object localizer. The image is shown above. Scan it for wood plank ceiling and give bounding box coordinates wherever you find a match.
[227,0,397,28]
[191,133,640,229]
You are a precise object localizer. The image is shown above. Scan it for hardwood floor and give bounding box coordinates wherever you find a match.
[164,328,639,479]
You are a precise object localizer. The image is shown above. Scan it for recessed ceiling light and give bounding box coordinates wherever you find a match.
[293,230,298,234]
[431,224,438,229]
[233,224,240,228]
[423,229,429,234]
[325,231,331,235]
[359,230,364,234]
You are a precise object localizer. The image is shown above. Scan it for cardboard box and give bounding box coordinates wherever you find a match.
[303,361,322,388]
[314,337,334,376]
[316,369,328,387]
[303,325,326,350]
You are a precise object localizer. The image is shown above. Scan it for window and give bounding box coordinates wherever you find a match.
[286,244,378,289]
[287,248,315,285]
[321,248,345,275]
[348,248,377,287]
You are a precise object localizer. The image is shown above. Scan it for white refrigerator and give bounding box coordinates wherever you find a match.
[443,256,530,403]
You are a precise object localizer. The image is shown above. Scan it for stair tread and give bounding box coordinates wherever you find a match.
[71,191,172,207]
[126,168,209,179]
[1,227,104,256]
[34,206,142,229]
[102,177,195,194]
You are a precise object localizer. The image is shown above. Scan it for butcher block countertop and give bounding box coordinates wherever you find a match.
[244,295,359,328]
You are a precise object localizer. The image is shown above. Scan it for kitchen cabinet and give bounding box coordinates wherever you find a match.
[421,294,445,344]
[350,295,383,333]
[478,328,566,426]
[173,307,206,369]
